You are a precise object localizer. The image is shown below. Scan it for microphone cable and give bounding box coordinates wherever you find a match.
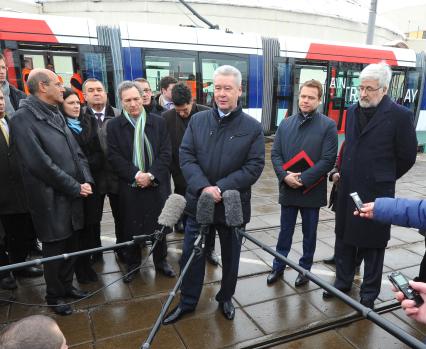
[0,232,161,309]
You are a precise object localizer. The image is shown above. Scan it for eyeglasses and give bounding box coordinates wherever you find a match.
[142,88,151,93]
[358,86,382,93]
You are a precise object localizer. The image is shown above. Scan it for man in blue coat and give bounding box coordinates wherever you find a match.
[267,79,337,287]
[163,65,265,324]
[323,62,417,309]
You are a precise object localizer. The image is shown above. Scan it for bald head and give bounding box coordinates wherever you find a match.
[0,315,67,349]
[27,68,65,105]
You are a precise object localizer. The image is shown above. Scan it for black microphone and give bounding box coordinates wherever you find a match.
[223,190,243,227]
[133,193,187,243]
[195,192,215,250]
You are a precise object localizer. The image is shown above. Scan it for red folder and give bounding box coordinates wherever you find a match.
[282,150,325,194]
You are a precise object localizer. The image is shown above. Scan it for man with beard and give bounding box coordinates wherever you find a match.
[322,62,417,309]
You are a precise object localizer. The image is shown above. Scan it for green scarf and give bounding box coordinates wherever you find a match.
[123,109,153,187]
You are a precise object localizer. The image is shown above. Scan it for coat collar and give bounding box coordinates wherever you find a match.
[119,110,154,128]
[357,95,392,136]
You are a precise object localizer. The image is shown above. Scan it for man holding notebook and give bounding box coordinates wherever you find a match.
[268,79,337,287]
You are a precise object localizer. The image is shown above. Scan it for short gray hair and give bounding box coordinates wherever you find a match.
[117,80,143,100]
[27,70,51,95]
[359,62,392,89]
[82,78,104,93]
[213,65,242,86]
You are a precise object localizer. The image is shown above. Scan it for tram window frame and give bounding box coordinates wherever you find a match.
[199,52,249,108]
[142,49,198,100]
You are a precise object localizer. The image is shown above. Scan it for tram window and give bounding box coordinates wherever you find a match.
[144,51,196,98]
[388,71,406,105]
[23,54,45,69]
[200,54,248,107]
[404,70,420,112]
[276,62,293,126]
[52,56,74,88]
[292,66,327,115]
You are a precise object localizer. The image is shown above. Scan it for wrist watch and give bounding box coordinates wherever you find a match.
[147,172,155,181]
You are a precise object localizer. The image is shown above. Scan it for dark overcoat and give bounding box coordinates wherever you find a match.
[163,103,210,195]
[107,112,172,237]
[271,111,337,208]
[179,104,265,225]
[9,96,93,242]
[83,104,120,195]
[0,116,28,215]
[66,113,104,225]
[335,95,417,248]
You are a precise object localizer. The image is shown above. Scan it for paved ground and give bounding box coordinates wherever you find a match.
[1,143,426,348]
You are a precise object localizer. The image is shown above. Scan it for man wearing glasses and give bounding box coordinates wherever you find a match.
[322,62,417,309]
[10,69,93,315]
[134,78,165,116]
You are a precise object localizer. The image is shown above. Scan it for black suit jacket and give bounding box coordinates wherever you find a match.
[0,116,28,214]
[163,103,210,195]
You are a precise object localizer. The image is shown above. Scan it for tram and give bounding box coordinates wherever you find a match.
[1,11,425,139]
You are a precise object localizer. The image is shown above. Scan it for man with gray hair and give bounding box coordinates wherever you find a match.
[107,80,175,283]
[0,315,68,349]
[163,65,265,324]
[322,62,417,309]
[10,68,93,315]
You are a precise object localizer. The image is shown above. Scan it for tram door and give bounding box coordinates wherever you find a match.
[325,63,363,133]
[20,51,78,89]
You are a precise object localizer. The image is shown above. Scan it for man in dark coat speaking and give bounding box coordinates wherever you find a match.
[163,65,265,324]
[10,68,93,316]
[107,81,175,283]
[323,62,417,309]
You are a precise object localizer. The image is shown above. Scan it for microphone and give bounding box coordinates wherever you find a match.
[133,193,187,243]
[222,190,243,227]
[158,193,187,228]
[196,191,215,241]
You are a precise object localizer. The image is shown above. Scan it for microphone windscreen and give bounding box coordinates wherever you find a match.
[223,190,243,227]
[158,194,187,228]
[196,192,215,225]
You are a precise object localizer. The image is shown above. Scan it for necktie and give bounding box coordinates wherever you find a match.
[95,113,103,127]
[0,119,9,146]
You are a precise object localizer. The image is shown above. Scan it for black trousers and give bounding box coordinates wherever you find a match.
[0,213,34,264]
[43,233,79,303]
[334,236,385,301]
[179,217,242,310]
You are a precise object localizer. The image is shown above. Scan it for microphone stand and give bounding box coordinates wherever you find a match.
[238,229,426,349]
[0,228,169,274]
[141,228,207,349]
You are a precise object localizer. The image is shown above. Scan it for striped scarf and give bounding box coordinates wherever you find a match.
[123,109,153,187]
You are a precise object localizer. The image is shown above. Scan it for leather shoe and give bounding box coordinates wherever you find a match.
[323,255,336,265]
[360,298,375,309]
[66,287,88,299]
[295,273,309,287]
[323,288,351,299]
[0,275,17,290]
[267,270,283,285]
[49,300,73,316]
[163,305,194,325]
[219,300,235,320]
[206,250,220,266]
[155,261,176,278]
[14,266,43,278]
